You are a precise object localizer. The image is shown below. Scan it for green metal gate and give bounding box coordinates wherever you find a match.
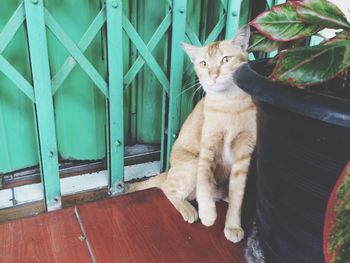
[0,0,272,212]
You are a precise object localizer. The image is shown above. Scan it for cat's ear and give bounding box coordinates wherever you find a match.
[180,42,200,62]
[232,25,250,51]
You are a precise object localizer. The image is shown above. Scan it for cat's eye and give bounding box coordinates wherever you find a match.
[221,56,232,64]
[199,61,207,68]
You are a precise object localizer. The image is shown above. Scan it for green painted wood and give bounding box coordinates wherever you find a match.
[241,0,253,60]
[221,0,228,9]
[106,0,125,194]
[225,0,242,39]
[206,0,227,39]
[240,0,252,26]
[135,0,167,144]
[185,22,202,46]
[45,0,107,162]
[205,14,226,44]
[166,0,187,167]
[0,1,38,174]
[24,0,61,211]
[200,0,209,41]
[130,0,138,143]
[179,0,204,127]
[160,0,170,171]
[122,0,131,145]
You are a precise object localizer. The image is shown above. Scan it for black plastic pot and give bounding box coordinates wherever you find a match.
[234,61,350,263]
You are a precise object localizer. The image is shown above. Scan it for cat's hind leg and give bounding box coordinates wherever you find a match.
[225,134,254,243]
[161,160,198,224]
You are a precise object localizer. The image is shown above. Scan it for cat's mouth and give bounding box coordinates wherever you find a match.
[205,75,233,87]
[203,82,232,93]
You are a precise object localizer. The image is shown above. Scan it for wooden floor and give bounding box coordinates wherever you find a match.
[0,189,250,263]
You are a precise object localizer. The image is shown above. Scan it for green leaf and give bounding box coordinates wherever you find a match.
[294,0,350,30]
[248,31,280,52]
[325,162,350,263]
[250,2,323,42]
[270,40,350,86]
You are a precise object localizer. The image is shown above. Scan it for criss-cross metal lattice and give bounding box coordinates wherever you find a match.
[45,7,108,97]
[48,3,172,95]
[123,11,171,92]
[0,3,34,102]
[185,0,228,47]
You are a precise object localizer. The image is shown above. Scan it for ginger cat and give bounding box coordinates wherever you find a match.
[125,26,256,243]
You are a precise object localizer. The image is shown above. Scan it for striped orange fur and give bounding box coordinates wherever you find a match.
[125,26,255,243]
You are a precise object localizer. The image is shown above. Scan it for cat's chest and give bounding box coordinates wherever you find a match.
[219,130,235,168]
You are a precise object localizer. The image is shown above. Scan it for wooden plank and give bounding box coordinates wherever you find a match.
[0,187,109,223]
[0,161,161,217]
[105,0,125,195]
[0,208,91,262]
[24,0,61,211]
[0,201,44,223]
[78,189,247,263]
[62,188,108,208]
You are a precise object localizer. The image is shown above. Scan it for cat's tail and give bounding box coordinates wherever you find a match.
[124,172,167,193]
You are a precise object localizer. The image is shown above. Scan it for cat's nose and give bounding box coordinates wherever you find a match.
[210,74,218,83]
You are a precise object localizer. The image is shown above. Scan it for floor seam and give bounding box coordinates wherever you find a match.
[74,206,96,263]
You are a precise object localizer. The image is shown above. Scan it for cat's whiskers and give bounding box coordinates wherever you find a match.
[176,81,201,98]
[191,84,203,103]
[183,78,200,87]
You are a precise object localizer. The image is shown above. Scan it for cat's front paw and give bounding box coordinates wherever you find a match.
[224,227,244,243]
[199,206,217,226]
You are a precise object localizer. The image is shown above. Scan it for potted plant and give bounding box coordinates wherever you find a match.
[233,0,350,262]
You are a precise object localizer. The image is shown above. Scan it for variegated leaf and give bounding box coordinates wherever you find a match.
[250,2,323,42]
[248,31,280,52]
[270,40,350,86]
[293,0,350,30]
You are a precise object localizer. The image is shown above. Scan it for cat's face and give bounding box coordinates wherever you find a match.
[181,26,250,94]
